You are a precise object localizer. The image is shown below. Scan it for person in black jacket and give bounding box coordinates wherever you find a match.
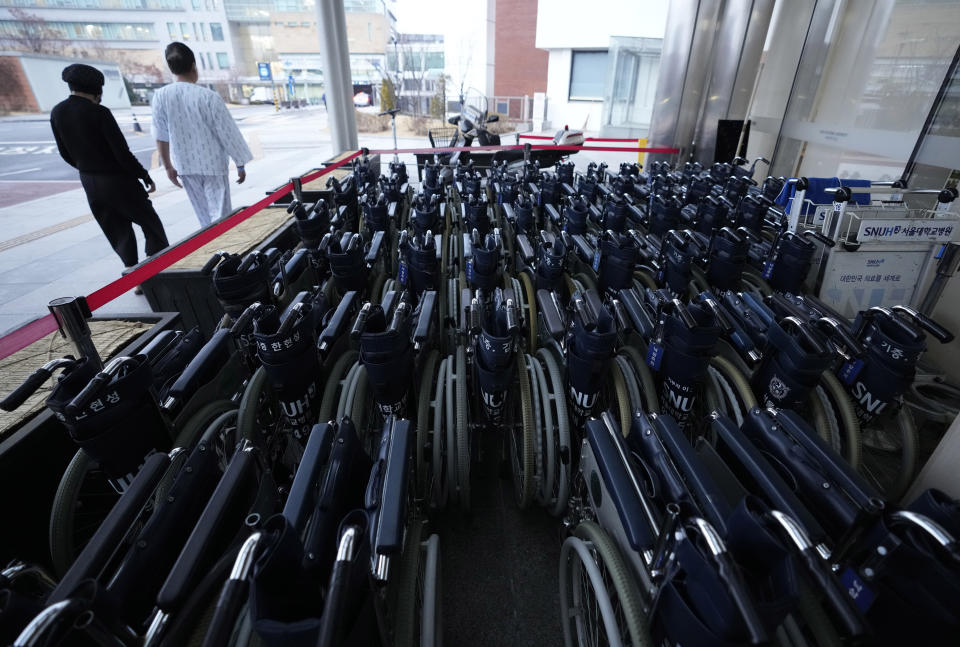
[50,64,169,278]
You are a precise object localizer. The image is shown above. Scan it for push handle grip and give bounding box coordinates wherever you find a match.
[200,251,226,275]
[230,301,262,336]
[712,546,769,645]
[1,368,53,411]
[802,229,836,248]
[65,372,112,416]
[892,305,954,343]
[800,547,868,637]
[350,303,372,340]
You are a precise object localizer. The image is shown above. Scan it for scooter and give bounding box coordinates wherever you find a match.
[446,93,583,171]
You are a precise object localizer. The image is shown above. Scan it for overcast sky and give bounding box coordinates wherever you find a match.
[392,0,451,35]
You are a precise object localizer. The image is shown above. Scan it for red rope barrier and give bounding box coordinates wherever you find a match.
[517,134,665,144]
[0,138,669,360]
[0,151,361,360]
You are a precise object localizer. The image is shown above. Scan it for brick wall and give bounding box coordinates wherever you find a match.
[0,57,39,113]
[493,0,548,96]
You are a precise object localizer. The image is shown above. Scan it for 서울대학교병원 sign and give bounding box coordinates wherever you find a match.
[857,218,959,243]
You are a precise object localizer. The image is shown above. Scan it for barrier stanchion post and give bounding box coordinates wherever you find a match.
[48,296,102,369]
[637,137,647,166]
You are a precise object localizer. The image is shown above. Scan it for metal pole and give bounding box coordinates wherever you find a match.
[316,0,358,154]
[918,242,960,316]
[48,297,102,369]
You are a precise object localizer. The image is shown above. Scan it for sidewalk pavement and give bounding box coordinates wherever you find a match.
[0,127,630,338]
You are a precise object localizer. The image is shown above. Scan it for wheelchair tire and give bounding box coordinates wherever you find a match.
[317,351,360,424]
[510,354,536,509]
[537,348,571,517]
[618,346,660,414]
[633,271,658,292]
[435,357,450,508]
[236,367,270,443]
[817,372,861,470]
[394,518,425,647]
[573,521,652,647]
[609,360,632,437]
[573,272,597,294]
[519,272,538,351]
[416,350,441,497]
[891,407,919,502]
[690,265,710,293]
[455,346,470,511]
[740,267,773,297]
[172,399,237,449]
[49,450,116,578]
[707,355,758,424]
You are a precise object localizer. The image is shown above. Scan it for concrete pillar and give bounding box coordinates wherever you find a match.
[316,0,358,154]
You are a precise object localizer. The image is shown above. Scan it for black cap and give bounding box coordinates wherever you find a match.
[61,64,105,94]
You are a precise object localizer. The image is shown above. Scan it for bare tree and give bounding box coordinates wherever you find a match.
[0,8,66,55]
[399,41,432,116]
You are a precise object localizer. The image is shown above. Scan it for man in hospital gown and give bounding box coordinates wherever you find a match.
[152,41,252,228]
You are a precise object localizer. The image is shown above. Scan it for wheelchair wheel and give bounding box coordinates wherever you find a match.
[739,267,773,296]
[860,407,919,502]
[420,534,443,647]
[510,354,536,509]
[559,535,631,647]
[172,399,237,449]
[416,350,441,498]
[519,272,538,351]
[535,349,572,516]
[49,450,117,578]
[317,350,360,423]
[572,272,597,294]
[618,346,660,414]
[690,265,710,292]
[608,360,632,436]
[434,357,451,508]
[394,518,425,647]
[454,346,470,511]
[573,521,652,647]
[349,367,378,454]
[382,279,397,302]
[705,355,758,428]
[633,271,658,292]
[814,372,861,469]
[337,362,364,422]
[236,367,270,442]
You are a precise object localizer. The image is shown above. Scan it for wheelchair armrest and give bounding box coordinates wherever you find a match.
[157,443,259,612]
[262,247,281,269]
[584,417,657,552]
[627,204,644,223]
[517,234,535,265]
[501,203,515,222]
[371,418,414,557]
[435,234,443,261]
[537,289,565,340]
[653,416,733,534]
[598,183,612,199]
[588,204,602,223]
[462,232,473,260]
[708,416,826,544]
[283,423,335,531]
[164,329,234,411]
[561,182,576,196]
[413,291,437,345]
[544,203,561,225]
[571,234,594,264]
[318,291,360,353]
[48,452,170,605]
[617,288,654,337]
[527,182,540,196]
[387,202,397,221]
[462,288,474,332]
[365,230,385,265]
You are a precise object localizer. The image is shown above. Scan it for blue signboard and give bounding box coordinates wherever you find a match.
[288,74,295,97]
[257,62,272,81]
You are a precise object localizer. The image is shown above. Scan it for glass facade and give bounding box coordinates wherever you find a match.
[0,0,184,8]
[210,21,223,40]
[216,51,229,68]
[600,37,662,138]
[0,19,156,39]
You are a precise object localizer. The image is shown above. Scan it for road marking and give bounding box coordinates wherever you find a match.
[131,146,157,153]
[0,167,41,177]
[0,179,81,183]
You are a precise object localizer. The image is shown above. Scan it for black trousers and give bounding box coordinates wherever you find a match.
[80,172,169,267]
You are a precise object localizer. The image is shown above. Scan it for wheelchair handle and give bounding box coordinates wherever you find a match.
[200,251,228,275]
[237,251,262,274]
[350,302,372,340]
[888,510,960,562]
[275,302,305,339]
[801,229,836,248]
[781,317,829,355]
[64,356,137,416]
[701,297,733,335]
[316,526,360,647]
[815,317,864,359]
[769,510,868,638]
[204,533,262,647]
[891,305,954,343]
[670,299,698,330]
[686,517,769,645]
[1,357,77,412]
[573,296,597,330]
[229,302,263,336]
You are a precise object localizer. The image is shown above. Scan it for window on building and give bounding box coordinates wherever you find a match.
[180,22,190,40]
[367,22,371,41]
[193,22,200,40]
[207,52,214,69]
[201,23,209,40]
[423,51,443,70]
[167,21,176,39]
[210,22,223,40]
[199,54,206,70]
[569,50,608,101]
[217,52,229,69]
[191,0,201,9]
